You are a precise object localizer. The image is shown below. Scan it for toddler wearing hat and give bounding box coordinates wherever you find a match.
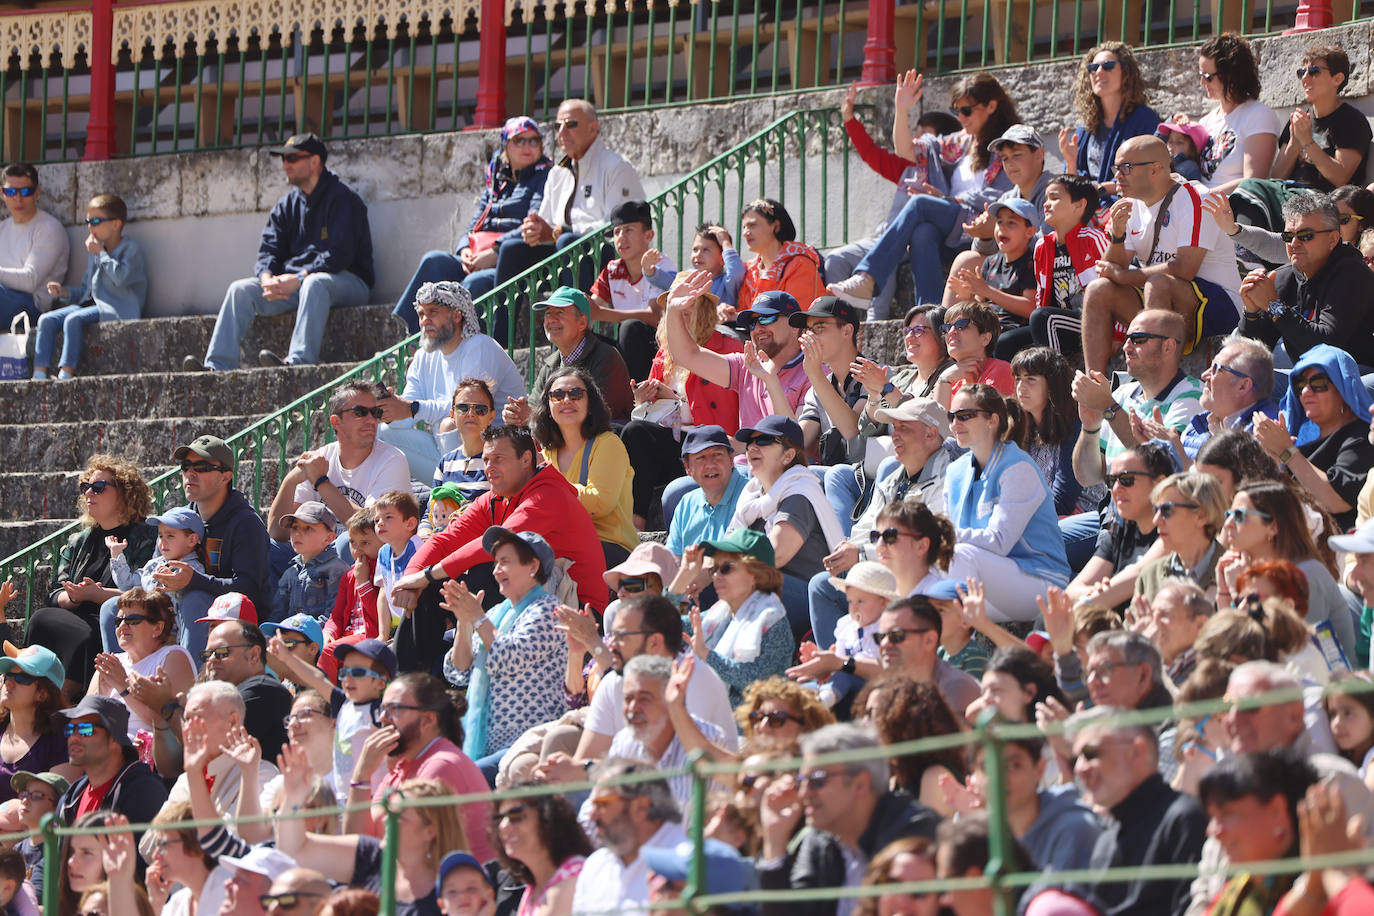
[104,506,209,652]
[269,500,350,624]
[1157,121,1209,182]
[786,561,896,710]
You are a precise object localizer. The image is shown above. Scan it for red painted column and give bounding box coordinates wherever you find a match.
[469,0,507,129]
[858,0,896,86]
[84,0,116,160]
[1285,0,1333,32]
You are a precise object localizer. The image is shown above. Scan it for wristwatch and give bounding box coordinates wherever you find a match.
[1267,299,1288,319]
[1278,446,1296,465]
[409,400,421,418]
[314,474,330,490]
[841,655,857,675]
[1102,403,1122,421]
[423,565,440,583]
[1109,231,1127,244]
[880,382,897,400]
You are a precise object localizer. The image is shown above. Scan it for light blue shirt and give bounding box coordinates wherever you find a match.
[65,236,148,321]
[666,468,749,555]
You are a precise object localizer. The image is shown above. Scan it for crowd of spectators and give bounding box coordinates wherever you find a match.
[8,28,1374,916]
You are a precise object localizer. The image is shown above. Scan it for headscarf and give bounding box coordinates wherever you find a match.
[1281,344,1373,446]
[486,116,542,188]
[415,281,480,343]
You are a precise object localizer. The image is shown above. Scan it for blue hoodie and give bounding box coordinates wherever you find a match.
[1282,344,1373,446]
[1022,784,1102,873]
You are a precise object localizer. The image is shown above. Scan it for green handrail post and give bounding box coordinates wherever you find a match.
[683,749,708,913]
[975,708,1014,916]
[40,813,59,916]
[380,790,402,915]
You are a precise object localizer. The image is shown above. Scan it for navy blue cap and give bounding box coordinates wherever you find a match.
[681,425,732,457]
[734,416,804,449]
[923,578,965,602]
[644,839,758,909]
[337,638,397,679]
[436,851,495,895]
[736,290,801,321]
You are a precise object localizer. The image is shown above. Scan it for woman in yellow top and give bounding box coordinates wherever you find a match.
[531,367,639,564]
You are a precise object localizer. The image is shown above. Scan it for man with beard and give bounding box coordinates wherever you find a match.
[502,286,633,425]
[186,133,374,371]
[343,672,495,862]
[55,695,167,832]
[376,281,525,480]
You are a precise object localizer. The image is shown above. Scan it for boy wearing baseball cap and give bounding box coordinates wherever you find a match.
[948,197,1041,359]
[588,199,678,380]
[269,501,350,623]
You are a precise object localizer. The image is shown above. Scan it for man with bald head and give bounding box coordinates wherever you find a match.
[493,99,646,288]
[1080,135,1243,374]
[262,867,332,915]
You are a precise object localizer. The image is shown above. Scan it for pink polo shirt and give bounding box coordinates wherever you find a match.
[372,736,496,863]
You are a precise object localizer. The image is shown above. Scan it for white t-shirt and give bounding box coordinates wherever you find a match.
[584,656,738,748]
[292,439,412,515]
[1200,99,1280,189]
[401,333,527,429]
[1124,180,1242,306]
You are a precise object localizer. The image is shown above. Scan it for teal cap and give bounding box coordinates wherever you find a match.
[532,286,591,317]
[699,528,775,567]
[0,643,64,692]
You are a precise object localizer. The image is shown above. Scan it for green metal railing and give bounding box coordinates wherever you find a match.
[0,104,859,617]
[20,685,1374,916]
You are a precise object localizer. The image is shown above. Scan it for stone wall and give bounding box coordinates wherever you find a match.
[25,20,1374,316]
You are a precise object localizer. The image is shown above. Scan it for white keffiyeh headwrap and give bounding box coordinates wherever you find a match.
[415,281,480,343]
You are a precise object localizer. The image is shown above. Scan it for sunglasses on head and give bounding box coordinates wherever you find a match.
[180,460,227,473]
[340,405,385,419]
[1225,506,1274,525]
[1,186,35,197]
[1087,59,1119,73]
[453,402,491,416]
[84,216,113,226]
[1296,64,1329,78]
[741,313,783,330]
[114,613,149,627]
[3,671,37,686]
[338,666,386,682]
[939,317,974,335]
[874,627,932,645]
[618,576,649,594]
[948,408,991,423]
[1154,501,1200,519]
[64,722,102,738]
[78,480,114,495]
[1104,471,1150,488]
[1292,373,1333,395]
[1123,330,1171,345]
[548,387,587,402]
[749,709,797,728]
[869,527,916,545]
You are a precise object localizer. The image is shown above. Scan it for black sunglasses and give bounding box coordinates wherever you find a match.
[1296,64,1329,78]
[874,628,933,645]
[618,576,649,594]
[339,405,385,419]
[1154,501,1200,519]
[453,402,492,416]
[3,672,37,686]
[1281,227,1336,244]
[746,434,786,448]
[948,408,991,423]
[1291,374,1333,395]
[1123,331,1171,345]
[180,460,227,473]
[952,104,978,117]
[260,892,323,910]
[749,709,798,728]
[78,480,115,495]
[549,387,587,402]
[1104,471,1154,488]
[1224,507,1274,525]
[939,317,974,335]
[1086,60,1119,73]
[114,613,149,627]
[869,527,917,545]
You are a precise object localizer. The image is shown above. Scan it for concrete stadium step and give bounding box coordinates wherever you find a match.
[0,414,268,472]
[0,519,71,565]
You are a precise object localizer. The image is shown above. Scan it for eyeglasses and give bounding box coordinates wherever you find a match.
[740,313,783,330]
[589,794,624,812]
[1341,213,1364,225]
[380,702,430,718]
[180,460,227,473]
[711,561,737,576]
[952,105,978,117]
[497,803,531,824]
[1153,501,1200,519]
[1296,64,1329,78]
[84,216,113,226]
[608,628,652,642]
[1,186,35,197]
[339,405,385,419]
[1086,60,1119,73]
[874,628,933,645]
[869,527,918,545]
[1113,160,1159,175]
[260,892,323,910]
[64,722,104,738]
[1085,661,1133,682]
[199,644,252,662]
[1104,471,1150,488]
[339,666,387,682]
[948,408,992,423]
[554,118,581,131]
[1123,331,1171,345]
[1208,361,1252,382]
[3,672,37,686]
[1291,373,1333,395]
[1281,227,1336,244]
[1224,507,1274,525]
[453,402,492,416]
[78,480,115,495]
[748,709,798,728]
[283,710,323,727]
[798,768,842,790]
[618,576,649,594]
[15,789,53,804]
[1199,70,1218,82]
[939,317,974,335]
[510,135,543,148]
[114,613,149,627]
[903,324,931,339]
[548,387,587,402]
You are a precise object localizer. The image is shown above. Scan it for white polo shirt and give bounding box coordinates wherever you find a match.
[539,136,647,235]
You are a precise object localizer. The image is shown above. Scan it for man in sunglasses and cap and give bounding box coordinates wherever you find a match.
[0,162,68,328]
[1236,190,1374,368]
[186,133,374,371]
[54,695,167,832]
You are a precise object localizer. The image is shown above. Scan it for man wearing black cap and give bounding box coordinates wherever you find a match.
[794,296,868,467]
[187,133,375,371]
[587,200,676,380]
[55,695,167,830]
[664,426,748,558]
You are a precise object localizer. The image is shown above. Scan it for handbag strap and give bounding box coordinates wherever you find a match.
[578,439,594,487]
[10,311,30,336]
[1145,181,1183,266]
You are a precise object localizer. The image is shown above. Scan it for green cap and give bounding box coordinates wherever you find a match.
[699,528,775,567]
[533,286,592,317]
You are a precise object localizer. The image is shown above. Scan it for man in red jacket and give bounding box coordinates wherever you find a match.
[388,424,607,673]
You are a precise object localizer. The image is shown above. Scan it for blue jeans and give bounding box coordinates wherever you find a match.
[205,270,370,369]
[1060,511,1102,576]
[823,465,862,539]
[808,569,847,650]
[34,303,102,371]
[392,251,507,345]
[0,285,36,329]
[855,194,962,305]
[781,572,813,644]
[476,746,509,788]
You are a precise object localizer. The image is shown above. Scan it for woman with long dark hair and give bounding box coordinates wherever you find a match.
[489,786,593,916]
[862,676,967,816]
[1193,33,1278,194]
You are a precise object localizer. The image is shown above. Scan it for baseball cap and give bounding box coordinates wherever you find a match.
[735,290,802,324]
[1026,631,1052,654]
[873,396,951,437]
[605,542,680,589]
[532,286,592,318]
[220,847,297,882]
[267,132,327,163]
[988,124,1045,152]
[788,295,860,330]
[989,198,1040,225]
[261,613,325,650]
[680,425,732,457]
[828,561,901,600]
[643,839,758,903]
[337,638,398,680]
[0,644,65,692]
[923,579,965,602]
[700,528,775,567]
[281,500,338,530]
[146,505,205,540]
[11,770,69,799]
[734,415,804,450]
[1157,121,1210,155]
[196,592,258,625]
[481,526,556,579]
[437,851,495,895]
[608,200,653,229]
[1331,520,1374,554]
[172,435,234,470]
[58,695,132,747]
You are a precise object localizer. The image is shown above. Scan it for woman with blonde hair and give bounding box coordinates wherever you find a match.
[1134,471,1228,602]
[1061,41,1160,190]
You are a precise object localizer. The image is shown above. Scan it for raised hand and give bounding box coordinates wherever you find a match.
[223,723,262,770]
[666,654,694,708]
[688,605,709,659]
[840,84,857,121]
[1202,191,1238,236]
[181,715,216,775]
[439,580,487,625]
[553,603,601,656]
[894,70,924,109]
[105,536,128,558]
[1036,586,1075,655]
[956,579,991,633]
[99,813,136,879]
[1058,127,1079,169]
[276,741,314,805]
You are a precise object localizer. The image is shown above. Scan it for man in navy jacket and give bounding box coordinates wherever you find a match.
[188,133,374,370]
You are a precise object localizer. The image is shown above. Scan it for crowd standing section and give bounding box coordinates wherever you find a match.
[9,24,1374,916]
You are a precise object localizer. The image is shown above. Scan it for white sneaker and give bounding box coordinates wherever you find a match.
[828,273,875,311]
[816,682,839,709]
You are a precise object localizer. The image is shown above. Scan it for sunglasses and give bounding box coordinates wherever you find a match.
[280,153,311,163]
[497,803,531,824]
[1341,213,1364,225]
[338,666,386,682]
[64,722,103,738]
[510,135,543,147]
[1,186,35,197]
[1113,160,1158,175]
[589,794,624,812]
[84,216,114,226]
[797,768,839,789]
[618,576,649,594]
[548,387,587,402]
[939,317,974,335]
[1225,507,1274,525]
[1281,227,1336,244]
[948,408,991,423]
[749,709,798,728]
[1296,64,1329,78]
[711,561,737,577]
[3,672,37,686]
[869,527,917,545]
[78,480,114,495]
[1104,471,1151,488]
[1292,374,1333,395]
[1123,330,1171,345]
[453,402,492,416]
[1086,60,1119,73]
[278,637,308,649]
[1153,501,1200,519]
[199,644,251,662]
[874,627,932,645]
[1199,70,1218,82]
[1208,361,1251,382]
[903,324,931,339]
[740,313,783,330]
[114,613,149,627]
[260,892,322,910]
[180,460,227,473]
[340,405,385,419]
[952,104,978,117]
[746,435,786,448]
[554,119,581,131]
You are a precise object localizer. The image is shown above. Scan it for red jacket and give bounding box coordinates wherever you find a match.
[648,331,745,434]
[406,464,609,611]
[322,560,379,641]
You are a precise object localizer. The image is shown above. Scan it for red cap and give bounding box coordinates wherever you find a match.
[196,592,258,625]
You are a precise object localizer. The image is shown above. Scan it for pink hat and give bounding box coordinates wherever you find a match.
[1158,121,1210,154]
[604,542,680,589]
[196,592,258,625]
